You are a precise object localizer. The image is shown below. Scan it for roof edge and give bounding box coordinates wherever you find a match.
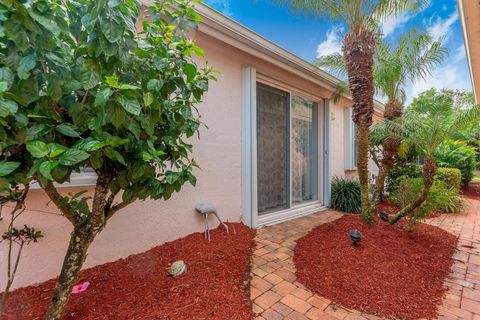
[457,0,478,103]
[140,0,385,111]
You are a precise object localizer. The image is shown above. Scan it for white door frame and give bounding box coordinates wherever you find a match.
[241,67,330,227]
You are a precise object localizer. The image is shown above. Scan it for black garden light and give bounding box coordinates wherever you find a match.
[349,229,363,245]
[380,211,389,222]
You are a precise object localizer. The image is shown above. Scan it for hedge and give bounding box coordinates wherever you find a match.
[435,167,462,193]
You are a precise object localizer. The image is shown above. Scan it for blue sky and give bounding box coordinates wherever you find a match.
[204,0,472,105]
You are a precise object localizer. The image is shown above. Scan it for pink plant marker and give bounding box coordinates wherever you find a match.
[72,281,90,294]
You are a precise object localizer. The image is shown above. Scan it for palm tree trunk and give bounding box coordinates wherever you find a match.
[357,123,372,222]
[343,26,376,224]
[390,157,436,225]
[374,99,402,203]
[44,225,97,320]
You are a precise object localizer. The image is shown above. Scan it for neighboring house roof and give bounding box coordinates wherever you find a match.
[458,0,480,103]
[141,1,384,112]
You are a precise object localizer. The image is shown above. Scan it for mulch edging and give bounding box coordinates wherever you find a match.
[462,182,480,200]
[294,215,458,320]
[1,223,255,320]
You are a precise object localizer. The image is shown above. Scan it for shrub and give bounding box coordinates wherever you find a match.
[331,177,361,213]
[436,140,477,185]
[428,181,463,213]
[392,177,462,230]
[0,1,215,318]
[435,168,462,193]
[386,163,422,193]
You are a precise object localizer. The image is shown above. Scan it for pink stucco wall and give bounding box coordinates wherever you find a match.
[0,29,376,289]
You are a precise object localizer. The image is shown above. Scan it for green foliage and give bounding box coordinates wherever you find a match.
[386,163,422,193]
[436,141,477,185]
[387,164,462,194]
[435,167,462,192]
[0,0,216,204]
[0,1,216,316]
[275,1,427,30]
[392,177,462,230]
[330,177,361,213]
[318,29,448,104]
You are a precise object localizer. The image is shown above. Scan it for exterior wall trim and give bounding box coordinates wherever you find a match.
[323,99,331,206]
[241,67,257,227]
[457,0,478,103]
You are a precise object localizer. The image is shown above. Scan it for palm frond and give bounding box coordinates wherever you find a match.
[273,0,348,24]
[331,80,350,103]
[405,34,449,81]
[315,52,346,79]
[373,0,429,23]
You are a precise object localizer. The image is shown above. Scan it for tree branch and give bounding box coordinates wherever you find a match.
[105,201,130,221]
[43,181,77,225]
[91,173,110,227]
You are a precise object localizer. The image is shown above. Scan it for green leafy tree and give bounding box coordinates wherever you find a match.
[275,0,427,224]
[318,30,448,204]
[436,140,477,185]
[389,90,479,225]
[0,0,216,318]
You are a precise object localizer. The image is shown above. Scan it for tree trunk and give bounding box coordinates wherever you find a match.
[390,157,436,225]
[0,243,24,315]
[357,124,373,223]
[374,99,403,204]
[44,225,96,320]
[343,26,376,224]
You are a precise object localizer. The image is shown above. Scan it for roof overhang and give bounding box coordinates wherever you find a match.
[457,0,480,103]
[140,1,385,112]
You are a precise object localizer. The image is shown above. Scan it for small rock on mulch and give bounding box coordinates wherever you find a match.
[1,223,255,320]
[294,215,457,320]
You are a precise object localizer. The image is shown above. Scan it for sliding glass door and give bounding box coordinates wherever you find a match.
[256,82,319,216]
[256,83,290,214]
[291,96,318,205]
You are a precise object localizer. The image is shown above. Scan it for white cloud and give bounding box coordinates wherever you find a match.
[206,0,232,17]
[427,12,459,41]
[455,45,466,62]
[381,13,412,37]
[316,28,343,58]
[405,61,471,105]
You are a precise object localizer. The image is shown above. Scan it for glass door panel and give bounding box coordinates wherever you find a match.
[291,95,318,205]
[256,83,290,215]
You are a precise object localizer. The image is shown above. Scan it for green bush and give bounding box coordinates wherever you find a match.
[392,177,462,229]
[435,168,462,193]
[428,180,463,213]
[386,163,422,193]
[331,177,361,213]
[436,140,477,185]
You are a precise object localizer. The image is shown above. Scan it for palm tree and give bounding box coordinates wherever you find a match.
[276,0,428,223]
[318,30,449,204]
[389,93,480,224]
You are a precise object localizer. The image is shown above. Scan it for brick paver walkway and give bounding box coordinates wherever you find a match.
[250,198,480,320]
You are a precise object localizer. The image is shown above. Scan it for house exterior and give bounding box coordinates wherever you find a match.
[0,3,383,290]
[458,0,480,103]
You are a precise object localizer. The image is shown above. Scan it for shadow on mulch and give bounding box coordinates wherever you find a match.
[462,182,480,200]
[1,223,255,320]
[294,215,458,320]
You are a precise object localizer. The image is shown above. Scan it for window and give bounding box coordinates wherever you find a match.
[30,166,97,189]
[256,82,319,215]
[344,107,357,170]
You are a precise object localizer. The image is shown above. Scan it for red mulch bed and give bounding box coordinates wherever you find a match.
[462,182,480,200]
[1,223,255,320]
[294,215,458,320]
[376,199,399,215]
